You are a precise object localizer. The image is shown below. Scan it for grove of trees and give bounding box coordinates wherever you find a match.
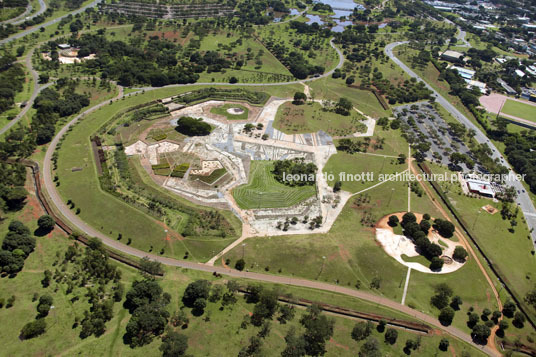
[272,158,317,187]
[0,220,35,274]
[175,116,212,136]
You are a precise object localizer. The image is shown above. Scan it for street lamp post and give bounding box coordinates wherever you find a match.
[242,243,246,259]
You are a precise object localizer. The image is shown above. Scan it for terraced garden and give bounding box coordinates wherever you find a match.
[232,161,316,209]
[191,167,227,184]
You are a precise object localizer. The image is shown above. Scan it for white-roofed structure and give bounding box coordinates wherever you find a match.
[466,179,495,198]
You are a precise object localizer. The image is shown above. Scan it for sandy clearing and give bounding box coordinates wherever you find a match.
[375,212,465,274]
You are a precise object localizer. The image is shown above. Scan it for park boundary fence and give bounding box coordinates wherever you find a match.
[5,159,162,275]
[418,162,536,330]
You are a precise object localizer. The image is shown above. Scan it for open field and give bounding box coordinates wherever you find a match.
[255,21,340,74]
[0,7,25,21]
[54,85,246,262]
[0,234,487,356]
[309,77,391,118]
[232,161,316,209]
[323,151,405,193]
[198,31,291,76]
[362,126,410,157]
[0,175,487,356]
[426,162,536,322]
[273,101,366,136]
[501,99,536,123]
[221,176,495,334]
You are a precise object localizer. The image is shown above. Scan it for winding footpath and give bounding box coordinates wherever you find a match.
[41,105,497,354]
[385,41,536,252]
[38,82,497,357]
[0,3,499,353]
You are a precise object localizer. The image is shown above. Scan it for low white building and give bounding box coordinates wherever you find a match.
[466,179,495,198]
[450,65,476,80]
[466,80,487,93]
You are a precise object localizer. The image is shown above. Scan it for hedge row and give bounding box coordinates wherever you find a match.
[176,88,269,106]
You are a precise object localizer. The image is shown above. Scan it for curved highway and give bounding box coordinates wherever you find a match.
[2,0,47,26]
[385,41,536,251]
[0,46,53,136]
[0,2,498,352]
[0,0,101,45]
[40,98,497,355]
[1,37,343,135]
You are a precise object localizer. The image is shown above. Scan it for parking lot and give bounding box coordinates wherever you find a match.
[394,101,481,173]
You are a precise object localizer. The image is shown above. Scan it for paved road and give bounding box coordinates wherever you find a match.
[0,5,496,351]
[0,0,101,45]
[0,46,53,136]
[456,28,471,47]
[1,3,32,25]
[0,36,343,135]
[2,0,47,26]
[40,103,497,355]
[385,41,536,251]
[443,18,471,48]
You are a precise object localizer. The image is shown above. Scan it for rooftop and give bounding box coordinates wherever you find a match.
[466,179,495,197]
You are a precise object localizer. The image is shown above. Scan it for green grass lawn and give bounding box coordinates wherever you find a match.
[0,180,487,356]
[426,162,536,322]
[222,172,497,334]
[54,85,245,262]
[210,103,249,120]
[309,77,391,118]
[199,31,291,76]
[232,161,316,209]
[366,126,410,156]
[0,6,24,21]
[255,21,339,74]
[0,232,486,357]
[190,167,227,185]
[501,99,536,122]
[273,101,367,136]
[323,151,405,193]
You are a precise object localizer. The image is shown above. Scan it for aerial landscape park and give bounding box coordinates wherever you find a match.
[1,0,536,356]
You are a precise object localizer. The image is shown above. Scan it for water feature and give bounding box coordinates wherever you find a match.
[273,8,300,22]
[306,0,367,32]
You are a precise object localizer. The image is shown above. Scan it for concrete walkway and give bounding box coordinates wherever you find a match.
[401,267,411,305]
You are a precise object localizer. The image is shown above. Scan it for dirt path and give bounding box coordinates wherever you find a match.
[410,161,503,352]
